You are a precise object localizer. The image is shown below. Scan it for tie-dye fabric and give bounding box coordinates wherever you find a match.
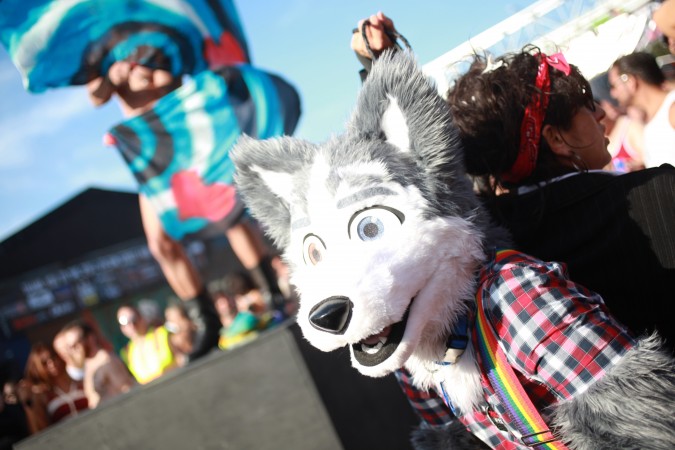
[107,65,301,239]
[0,0,250,92]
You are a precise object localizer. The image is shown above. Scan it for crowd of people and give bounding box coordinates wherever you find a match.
[1,261,296,442]
[3,0,674,446]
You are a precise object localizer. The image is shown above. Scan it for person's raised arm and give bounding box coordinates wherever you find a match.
[350,12,398,81]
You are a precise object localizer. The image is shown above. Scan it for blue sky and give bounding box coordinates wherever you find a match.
[0,0,537,241]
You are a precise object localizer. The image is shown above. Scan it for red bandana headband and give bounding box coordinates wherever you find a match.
[502,52,571,183]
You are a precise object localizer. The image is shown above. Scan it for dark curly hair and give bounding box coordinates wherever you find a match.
[447,45,595,194]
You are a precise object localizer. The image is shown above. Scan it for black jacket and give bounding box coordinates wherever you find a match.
[486,166,675,346]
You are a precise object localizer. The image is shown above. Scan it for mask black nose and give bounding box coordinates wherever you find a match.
[309,296,353,334]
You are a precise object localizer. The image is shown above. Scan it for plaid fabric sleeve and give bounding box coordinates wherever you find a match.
[481,252,636,399]
[394,368,456,426]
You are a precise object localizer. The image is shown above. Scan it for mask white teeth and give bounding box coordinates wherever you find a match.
[362,336,387,354]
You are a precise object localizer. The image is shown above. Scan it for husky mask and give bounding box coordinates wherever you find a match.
[232,51,675,450]
[232,51,492,377]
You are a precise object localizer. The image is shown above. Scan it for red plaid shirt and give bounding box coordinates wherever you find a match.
[396,250,635,449]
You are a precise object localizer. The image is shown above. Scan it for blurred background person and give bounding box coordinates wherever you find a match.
[117,304,177,384]
[609,51,675,168]
[61,321,135,408]
[53,328,84,383]
[654,0,675,55]
[210,281,240,332]
[21,343,88,432]
[269,253,299,317]
[226,272,268,319]
[136,298,165,328]
[164,301,196,367]
[598,99,645,172]
[209,272,269,350]
[0,375,31,448]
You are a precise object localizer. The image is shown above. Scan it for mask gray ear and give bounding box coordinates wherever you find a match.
[350,51,470,186]
[346,51,424,153]
[346,51,483,225]
[232,135,315,250]
[381,95,410,153]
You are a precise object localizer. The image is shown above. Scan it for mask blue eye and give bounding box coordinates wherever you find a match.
[348,207,404,242]
[357,216,384,241]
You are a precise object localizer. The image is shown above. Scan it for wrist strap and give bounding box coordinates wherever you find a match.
[359,19,411,60]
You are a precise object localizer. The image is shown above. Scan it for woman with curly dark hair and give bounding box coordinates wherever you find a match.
[447,46,675,344]
[352,13,674,343]
[449,46,612,190]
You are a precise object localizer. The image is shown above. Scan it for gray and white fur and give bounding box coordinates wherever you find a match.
[232,51,675,449]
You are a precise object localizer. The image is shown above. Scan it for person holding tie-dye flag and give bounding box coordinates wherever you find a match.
[0,0,301,361]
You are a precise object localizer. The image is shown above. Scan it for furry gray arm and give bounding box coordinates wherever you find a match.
[551,334,675,450]
[411,334,675,450]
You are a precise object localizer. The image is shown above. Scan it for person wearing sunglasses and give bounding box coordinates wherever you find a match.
[117,304,177,385]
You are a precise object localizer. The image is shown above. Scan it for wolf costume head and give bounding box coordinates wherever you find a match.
[233,51,497,379]
[232,51,675,449]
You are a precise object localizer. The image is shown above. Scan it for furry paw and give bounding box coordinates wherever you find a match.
[551,333,675,450]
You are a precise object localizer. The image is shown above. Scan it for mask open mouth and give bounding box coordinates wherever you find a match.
[351,304,411,367]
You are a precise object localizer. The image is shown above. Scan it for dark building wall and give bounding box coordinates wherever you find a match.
[0,187,245,376]
[0,188,145,280]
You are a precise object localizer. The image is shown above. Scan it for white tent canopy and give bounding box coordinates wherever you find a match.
[423,0,658,96]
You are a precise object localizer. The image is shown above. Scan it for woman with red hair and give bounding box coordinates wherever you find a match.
[22,343,88,432]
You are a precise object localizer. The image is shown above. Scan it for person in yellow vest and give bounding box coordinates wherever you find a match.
[116,304,177,384]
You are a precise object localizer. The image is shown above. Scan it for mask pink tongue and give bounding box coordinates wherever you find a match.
[362,325,392,345]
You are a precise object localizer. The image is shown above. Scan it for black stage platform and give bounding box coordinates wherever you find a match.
[16,321,418,450]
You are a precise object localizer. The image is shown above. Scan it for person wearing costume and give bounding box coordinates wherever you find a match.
[231,47,675,449]
[348,17,675,444]
[352,13,675,348]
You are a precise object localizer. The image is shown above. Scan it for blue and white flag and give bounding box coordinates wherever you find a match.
[107,65,301,239]
[0,0,250,92]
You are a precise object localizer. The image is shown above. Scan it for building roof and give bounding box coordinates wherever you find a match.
[0,187,143,281]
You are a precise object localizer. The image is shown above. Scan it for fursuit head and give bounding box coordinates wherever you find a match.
[232,51,675,449]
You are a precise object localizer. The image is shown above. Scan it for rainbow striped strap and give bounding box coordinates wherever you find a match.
[475,249,569,449]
